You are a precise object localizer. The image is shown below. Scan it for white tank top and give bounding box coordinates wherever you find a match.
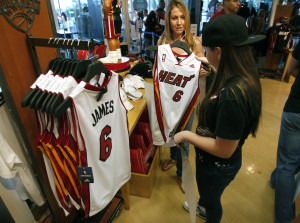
[151,44,202,146]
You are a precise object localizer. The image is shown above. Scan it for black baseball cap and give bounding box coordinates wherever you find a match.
[202,14,265,47]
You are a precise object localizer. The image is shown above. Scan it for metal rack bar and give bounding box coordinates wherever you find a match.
[26,34,94,76]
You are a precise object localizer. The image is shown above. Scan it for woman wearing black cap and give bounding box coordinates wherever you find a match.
[174,14,263,222]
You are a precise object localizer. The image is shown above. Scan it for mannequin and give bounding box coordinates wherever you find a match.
[100,0,122,63]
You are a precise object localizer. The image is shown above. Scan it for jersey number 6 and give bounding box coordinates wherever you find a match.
[100,125,112,161]
[172,90,184,102]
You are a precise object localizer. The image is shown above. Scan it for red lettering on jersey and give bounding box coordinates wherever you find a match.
[159,70,195,88]
[99,125,112,161]
[172,75,183,86]
[159,70,168,82]
[165,72,176,84]
[181,75,195,87]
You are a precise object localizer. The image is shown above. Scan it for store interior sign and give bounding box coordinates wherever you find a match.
[0,0,40,33]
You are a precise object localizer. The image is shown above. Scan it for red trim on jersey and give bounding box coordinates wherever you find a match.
[176,87,200,133]
[70,99,90,218]
[153,54,167,142]
[83,71,112,91]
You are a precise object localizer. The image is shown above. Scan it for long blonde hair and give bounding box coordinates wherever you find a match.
[161,0,195,50]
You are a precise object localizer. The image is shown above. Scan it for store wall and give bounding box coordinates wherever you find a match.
[0,1,56,152]
[0,1,66,221]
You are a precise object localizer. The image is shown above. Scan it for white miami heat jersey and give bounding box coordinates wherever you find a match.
[68,71,131,217]
[151,44,202,146]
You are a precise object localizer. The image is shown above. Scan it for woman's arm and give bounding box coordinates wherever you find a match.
[174,130,239,159]
[193,36,210,76]
[193,36,205,57]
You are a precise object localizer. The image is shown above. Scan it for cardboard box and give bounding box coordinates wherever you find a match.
[129,147,160,198]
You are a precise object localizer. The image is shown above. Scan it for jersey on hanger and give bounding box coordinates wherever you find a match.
[150,44,202,147]
[69,71,131,217]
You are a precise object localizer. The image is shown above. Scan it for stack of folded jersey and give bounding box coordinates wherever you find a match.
[122,74,144,101]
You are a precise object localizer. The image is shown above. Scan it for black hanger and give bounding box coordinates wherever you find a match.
[68,61,78,76]
[46,60,79,114]
[34,59,72,110]
[53,61,110,117]
[62,60,74,76]
[29,89,43,109]
[21,58,59,108]
[21,88,38,107]
[51,58,63,74]
[34,90,49,110]
[46,58,60,73]
[57,59,71,76]
[53,97,72,117]
[53,58,68,75]
[42,60,76,113]
[48,94,64,114]
[170,40,191,55]
[83,61,109,82]
[73,60,92,78]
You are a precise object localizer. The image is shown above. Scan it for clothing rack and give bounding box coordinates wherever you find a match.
[25,35,124,223]
[25,35,97,223]
[26,34,95,76]
[259,23,292,79]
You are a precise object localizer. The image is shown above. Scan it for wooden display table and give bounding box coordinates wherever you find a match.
[118,61,147,210]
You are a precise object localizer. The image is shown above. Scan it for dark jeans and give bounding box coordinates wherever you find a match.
[270,112,300,223]
[195,150,242,223]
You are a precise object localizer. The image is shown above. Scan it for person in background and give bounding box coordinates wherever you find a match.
[144,10,157,56]
[158,0,209,193]
[174,14,262,222]
[156,0,166,19]
[216,2,224,13]
[154,7,165,44]
[254,9,266,34]
[237,1,250,21]
[269,42,300,223]
[61,12,68,31]
[207,0,217,18]
[210,0,240,20]
[143,9,148,25]
[248,7,257,34]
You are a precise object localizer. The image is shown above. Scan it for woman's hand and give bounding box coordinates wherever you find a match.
[174,131,186,149]
[200,67,210,77]
[196,56,217,74]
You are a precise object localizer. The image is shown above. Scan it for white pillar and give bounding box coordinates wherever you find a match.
[269,0,280,28]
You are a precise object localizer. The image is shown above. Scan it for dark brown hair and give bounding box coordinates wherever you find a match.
[199,45,262,137]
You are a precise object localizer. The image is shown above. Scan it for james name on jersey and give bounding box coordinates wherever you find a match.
[91,100,114,127]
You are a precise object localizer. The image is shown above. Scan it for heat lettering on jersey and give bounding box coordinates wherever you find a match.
[91,100,114,127]
[278,31,290,35]
[158,70,195,88]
